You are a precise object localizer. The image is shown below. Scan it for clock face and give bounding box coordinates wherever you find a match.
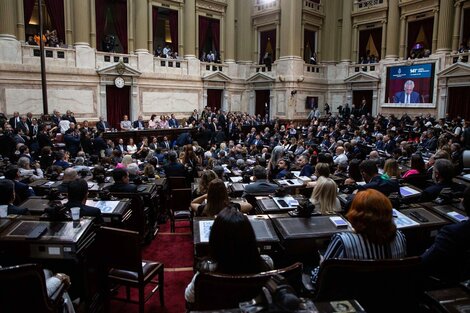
[114,76,125,88]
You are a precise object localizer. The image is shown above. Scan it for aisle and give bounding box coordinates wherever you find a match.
[110,222,194,313]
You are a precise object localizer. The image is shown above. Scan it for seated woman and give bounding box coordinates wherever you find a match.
[402,154,425,179]
[310,177,341,215]
[185,206,274,304]
[148,114,159,129]
[343,158,363,185]
[126,138,138,155]
[382,158,399,180]
[191,179,252,216]
[0,179,29,215]
[192,170,218,199]
[120,115,132,131]
[311,189,406,285]
[306,162,330,188]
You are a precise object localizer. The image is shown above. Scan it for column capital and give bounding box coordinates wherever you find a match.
[353,24,359,29]
[433,8,440,14]
[400,15,407,21]
[454,1,462,8]
[381,19,387,25]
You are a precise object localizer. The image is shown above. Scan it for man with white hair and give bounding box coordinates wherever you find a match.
[17,157,44,181]
[333,146,348,165]
[393,80,422,104]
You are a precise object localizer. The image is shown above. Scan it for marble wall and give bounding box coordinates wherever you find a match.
[141,90,200,116]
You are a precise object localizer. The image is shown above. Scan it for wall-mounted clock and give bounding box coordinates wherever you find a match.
[114,76,125,88]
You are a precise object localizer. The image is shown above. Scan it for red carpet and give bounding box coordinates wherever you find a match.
[110,221,194,313]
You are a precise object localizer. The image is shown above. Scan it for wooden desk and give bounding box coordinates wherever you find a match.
[102,127,197,142]
[18,197,132,226]
[193,215,279,258]
[270,215,352,258]
[255,195,304,214]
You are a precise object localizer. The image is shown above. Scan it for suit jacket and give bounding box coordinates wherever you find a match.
[243,180,278,196]
[107,182,138,193]
[133,120,145,129]
[13,180,35,204]
[164,162,186,178]
[357,175,399,197]
[300,164,314,177]
[159,141,172,150]
[8,204,29,215]
[421,220,470,282]
[168,118,179,128]
[65,200,103,223]
[96,121,110,132]
[115,144,127,154]
[394,91,422,104]
[8,117,20,129]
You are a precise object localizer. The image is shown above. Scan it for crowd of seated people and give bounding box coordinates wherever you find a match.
[0,104,470,310]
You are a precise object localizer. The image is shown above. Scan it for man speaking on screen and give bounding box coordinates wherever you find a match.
[394,80,422,104]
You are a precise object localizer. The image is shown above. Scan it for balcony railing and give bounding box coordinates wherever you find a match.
[447,52,470,65]
[22,45,76,67]
[349,63,380,75]
[304,0,322,13]
[353,0,385,11]
[251,64,277,75]
[304,64,326,77]
[253,0,279,15]
[155,57,188,74]
[200,62,228,75]
[95,51,138,69]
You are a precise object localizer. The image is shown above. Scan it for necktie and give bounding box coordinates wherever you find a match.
[406,95,409,104]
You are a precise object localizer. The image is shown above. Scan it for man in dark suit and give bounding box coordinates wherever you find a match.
[163,151,186,178]
[419,159,461,202]
[357,159,399,197]
[63,110,77,124]
[159,136,172,150]
[107,168,137,193]
[65,179,103,223]
[243,166,278,197]
[0,179,29,215]
[421,186,470,283]
[115,138,127,154]
[4,165,35,204]
[17,115,29,135]
[51,110,61,126]
[96,116,110,133]
[393,80,422,104]
[132,115,145,130]
[8,112,20,130]
[168,114,179,128]
[298,155,314,177]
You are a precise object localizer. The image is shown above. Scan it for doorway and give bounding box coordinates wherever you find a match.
[207,89,222,112]
[255,90,270,118]
[106,85,130,130]
[447,86,470,120]
[352,90,373,116]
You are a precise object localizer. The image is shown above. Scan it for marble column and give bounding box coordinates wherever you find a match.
[452,2,462,53]
[436,0,453,53]
[65,0,73,45]
[385,0,399,59]
[322,0,339,62]
[225,0,235,62]
[398,16,406,59]
[280,0,302,58]
[90,0,96,49]
[432,8,439,53]
[72,0,91,46]
[236,0,252,62]
[381,21,386,61]
[0,0,17,39]
[16,0,25,42]
[134,0,149,53]
[184,0,196,58]
[340,0,352,62]
[351,25,358,62]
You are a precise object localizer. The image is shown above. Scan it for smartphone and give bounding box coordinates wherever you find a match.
[277,199,289,208]
[329,216,348,228]
[447,211,469,222]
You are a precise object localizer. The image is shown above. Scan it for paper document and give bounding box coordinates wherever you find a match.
[86,200,120,213]
[199,220,214,242]
[393,209,420,228]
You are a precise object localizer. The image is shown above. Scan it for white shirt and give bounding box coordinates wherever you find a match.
[333,153,348,165]
[59,120,70,134]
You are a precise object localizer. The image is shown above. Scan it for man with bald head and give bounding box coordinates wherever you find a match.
[334,146,348,165]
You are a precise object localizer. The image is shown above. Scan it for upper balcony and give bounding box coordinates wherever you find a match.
[353,0,387,13]
[348,62,380,76]
[303,0,323,15]
[446,52,470,66]
[252,0,280,16]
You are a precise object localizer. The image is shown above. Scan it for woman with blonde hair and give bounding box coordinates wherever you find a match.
[382,158,399,180]
[310,177,341,215]
[193,169,217,198]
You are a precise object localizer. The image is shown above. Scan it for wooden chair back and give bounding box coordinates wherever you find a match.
[314,257,422,313]
[193,262,303,310]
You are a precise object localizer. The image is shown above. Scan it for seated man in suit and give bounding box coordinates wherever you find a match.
[66,179,103,223]
[164,151,186,178]
[58,168,78,194]
[420,159,459,202]
[4,165,35,204]
[298,155,314,177]
[243,165,278,197]
[421,186,470,283]
[132,115,145,130]
[356,159,399,197]
[168,114,179,128]
[96,116,110,133]
[107,168,138,193]
[393,80,422,104]
[0,179,29,215]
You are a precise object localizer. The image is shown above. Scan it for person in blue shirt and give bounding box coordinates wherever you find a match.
[298,155,314,177]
